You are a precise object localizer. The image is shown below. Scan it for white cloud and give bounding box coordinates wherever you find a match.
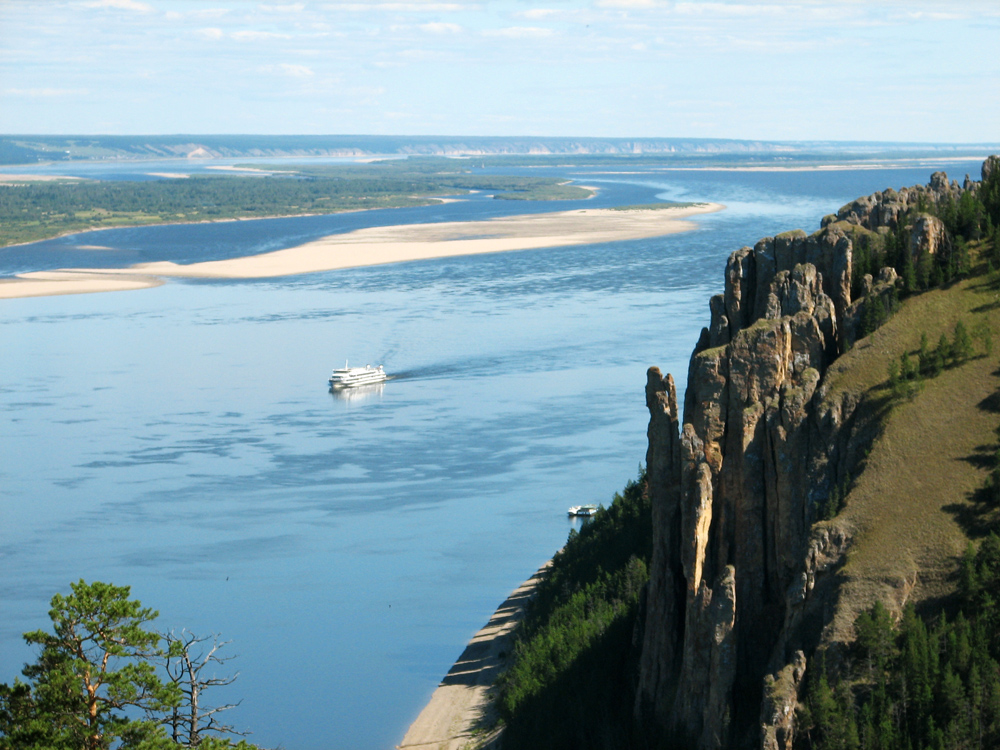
[325,3,467,11]
[190,7,232,18]
[259,3,306,11]
[165,7,230,20]
[907,11,970,21]
[483,26,554,38]
[260,63,315,76]
[673,3,790,17]
[4,88,90,97]
[195,27,225,40]
[420,22,462,33]
[83,0,154,11]
[231,30,292,40]
[517,9,561,19]
[595,0,663,8]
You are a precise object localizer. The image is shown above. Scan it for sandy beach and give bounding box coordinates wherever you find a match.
[0,203,722,300]
[398,561,550,750]
[0,173,84,183]
[0,271,164,299]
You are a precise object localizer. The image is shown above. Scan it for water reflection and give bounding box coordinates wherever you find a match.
[329,382,385,403]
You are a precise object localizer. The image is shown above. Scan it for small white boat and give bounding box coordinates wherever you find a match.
[329,361,388,389]
[568,504,598,517]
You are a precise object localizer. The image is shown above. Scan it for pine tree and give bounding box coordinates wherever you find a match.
[953,320,974,362]
[15,581,178,750]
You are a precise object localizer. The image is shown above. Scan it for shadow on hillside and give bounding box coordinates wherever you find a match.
[970,299,1000,314]
[978,389,1000,414]
[945,483,1000,539]
[499,612,640,750]
[960,446,997,470]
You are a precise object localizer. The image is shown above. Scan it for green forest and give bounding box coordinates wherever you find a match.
[496,471,652,750]
[0,159,592,247]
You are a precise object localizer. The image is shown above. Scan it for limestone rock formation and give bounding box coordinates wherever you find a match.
[634,159,996,749]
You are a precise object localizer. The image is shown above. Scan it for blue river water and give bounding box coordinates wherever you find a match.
[0,159,984,749]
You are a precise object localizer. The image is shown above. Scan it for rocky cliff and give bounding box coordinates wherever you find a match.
[632,160,995,750]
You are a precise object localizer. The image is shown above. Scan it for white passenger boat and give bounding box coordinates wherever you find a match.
[568,504,598,517]
[329,361,388,389]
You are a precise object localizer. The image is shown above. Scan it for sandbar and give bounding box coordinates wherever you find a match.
[1,203,723,299]
[205,165,295,174]
[0,174,84,183]
[0,271,163,299]
[397,561,550,750]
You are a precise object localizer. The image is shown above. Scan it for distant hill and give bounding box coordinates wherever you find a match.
[2,134,999,165]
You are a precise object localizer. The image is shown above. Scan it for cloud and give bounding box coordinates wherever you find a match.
[231,30,292,40]
[195,27,225,40]
[483,26,554,38]
[165,7,230,19]
[517,9,561,19]
[595,0,663,7]
[83,0,154,11]
[259,2,306,11]
[259,63,315,77]
[325,3,467,10]
[420,22,462,33]
[673,3,790,17]
[4,88,90,97]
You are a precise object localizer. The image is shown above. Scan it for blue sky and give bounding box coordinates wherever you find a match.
[1,0,998,141]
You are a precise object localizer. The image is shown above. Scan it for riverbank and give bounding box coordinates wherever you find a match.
[398,561,551,750]
[0,203,723,300]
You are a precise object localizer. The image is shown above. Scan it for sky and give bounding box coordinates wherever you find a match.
[1,0,998,142]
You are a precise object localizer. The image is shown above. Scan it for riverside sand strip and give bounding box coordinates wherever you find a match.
[398,561,551,750]
[0,203,723,299]
[0,271,165,298]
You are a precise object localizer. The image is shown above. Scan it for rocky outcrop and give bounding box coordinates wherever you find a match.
[634,160,995,749]
[985,155,1000,183]
[822,170,964,235]
[635,222,858,748]
[760,650,806,750]
[909,214,951,257]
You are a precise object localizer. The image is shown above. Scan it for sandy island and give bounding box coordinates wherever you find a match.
[398,561,550,750]
[0,174,84,183]
[0,203,723,300]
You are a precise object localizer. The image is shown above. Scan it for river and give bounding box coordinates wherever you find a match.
[0,157,982,749]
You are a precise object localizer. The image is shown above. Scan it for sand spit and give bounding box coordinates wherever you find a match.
[1,203,723,299]
[398,561,551,750]
[0,271,163,299]
[205,165,296,174]
[0,174,84,183]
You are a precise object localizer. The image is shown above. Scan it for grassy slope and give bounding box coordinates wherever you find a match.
[816,259,1000,642]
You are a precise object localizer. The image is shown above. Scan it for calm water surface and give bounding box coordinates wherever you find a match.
[0,161,980,749]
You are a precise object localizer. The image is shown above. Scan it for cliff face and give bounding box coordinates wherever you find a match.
[633,163,990,749]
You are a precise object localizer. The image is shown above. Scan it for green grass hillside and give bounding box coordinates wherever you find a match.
[798,239,1000,749]
[816,253,1000,640]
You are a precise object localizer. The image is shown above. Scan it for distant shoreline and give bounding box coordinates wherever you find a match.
[0,203,724,300]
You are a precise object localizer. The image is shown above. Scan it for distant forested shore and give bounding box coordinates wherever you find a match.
[0,159,592,247]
